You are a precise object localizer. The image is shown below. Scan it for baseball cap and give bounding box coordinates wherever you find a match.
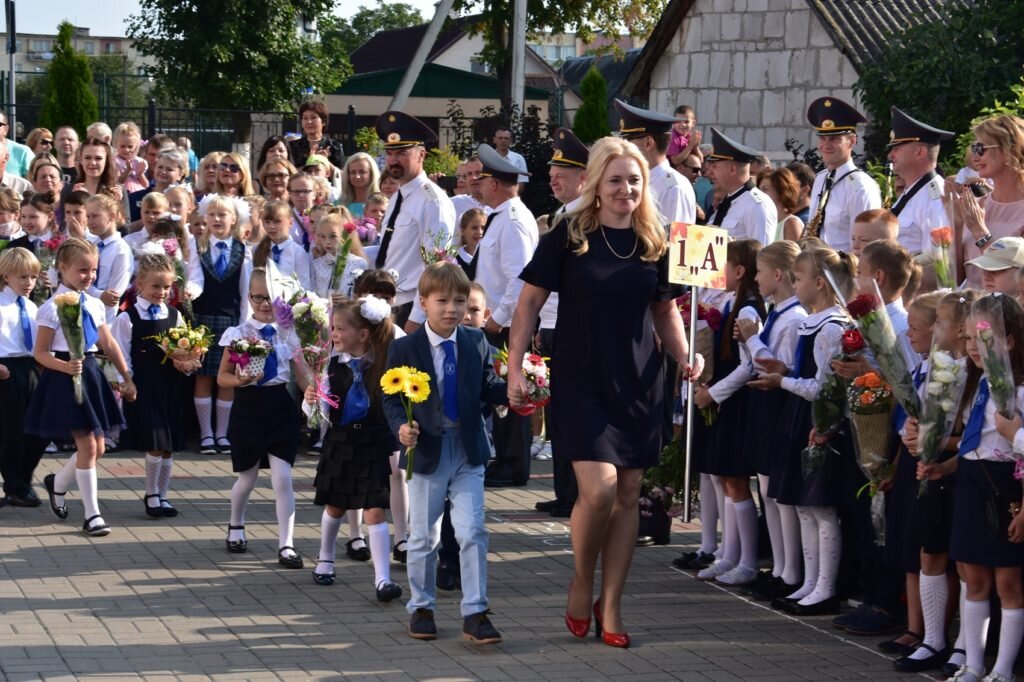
[303,154,330,169]
[966,236,1024,271]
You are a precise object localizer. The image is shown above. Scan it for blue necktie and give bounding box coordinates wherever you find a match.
[271,244,283,264]
[214,241,229,278]
[793,334,811,376]
[894,364,927,433]
[16,295,32,351]
[441,339,459,422]
[340,357,370,425]
[257,324,277,386]
[96,240,106,282]
[959,378,990,456]
[80,292,99,349]
[146,303,160,320]
[759,301,799,344]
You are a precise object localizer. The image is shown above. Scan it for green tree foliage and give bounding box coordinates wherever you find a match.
[39,22,99,136]
[91,55,151,110]
[322,1,425,56]
[946,77,1024,174]
[452,0,666,107]
[127,0,351,140]
[572,66,609,143]
[853,0,1024,158]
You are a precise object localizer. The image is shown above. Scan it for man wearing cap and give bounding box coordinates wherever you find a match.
[613,99,697,225]
[475,143,539,488]
[374,111,456,327]
[805,97,881,250]
[966,236,1024,295]
[532,127,587,514]
[704,127,776,243]
[887,107,952,254]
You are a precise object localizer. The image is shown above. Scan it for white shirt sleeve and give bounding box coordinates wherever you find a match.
[186,235,204,299]
[708,307,760,404]
[110,311,134,373]
[780,323,843,401]
[491,220,537,328]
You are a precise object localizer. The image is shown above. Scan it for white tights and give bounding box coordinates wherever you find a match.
[228,455,295,550]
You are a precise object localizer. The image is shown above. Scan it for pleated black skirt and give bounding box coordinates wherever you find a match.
[24,355,125,439]
[227,384,299,472]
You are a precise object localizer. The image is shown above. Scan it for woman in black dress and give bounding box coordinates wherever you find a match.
[508,137,702,648]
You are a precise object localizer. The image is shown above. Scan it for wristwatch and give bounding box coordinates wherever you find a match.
[975,232,994,248]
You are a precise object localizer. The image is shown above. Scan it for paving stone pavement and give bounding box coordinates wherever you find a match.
[0,449,938,681]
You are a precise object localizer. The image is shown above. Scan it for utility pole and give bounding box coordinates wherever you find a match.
[388,0,456,112]
[4,0,15,134]
[510,0,526,114]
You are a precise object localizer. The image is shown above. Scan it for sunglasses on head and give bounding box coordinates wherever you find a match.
[219,162,242,173]
[970,142,999,157]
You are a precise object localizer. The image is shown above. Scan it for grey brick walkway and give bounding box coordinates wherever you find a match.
[0,450,935,681]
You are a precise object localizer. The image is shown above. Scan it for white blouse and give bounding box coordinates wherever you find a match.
[36,285,107,353]
[218,319,298,387]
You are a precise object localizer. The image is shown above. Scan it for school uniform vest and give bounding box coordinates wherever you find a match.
[194,241,245,317]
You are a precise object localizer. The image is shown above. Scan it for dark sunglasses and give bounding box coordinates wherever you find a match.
[971,142,999,156]
[264,172,288,180]
[219,162,242,173]
[40,139,53,146]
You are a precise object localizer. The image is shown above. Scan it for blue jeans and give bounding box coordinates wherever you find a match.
[406,429,488,617]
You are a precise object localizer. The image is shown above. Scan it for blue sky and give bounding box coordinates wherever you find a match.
[9,0,440,37]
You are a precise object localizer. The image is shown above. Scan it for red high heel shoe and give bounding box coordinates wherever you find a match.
[565,583,591,638]
[592,599,631,649]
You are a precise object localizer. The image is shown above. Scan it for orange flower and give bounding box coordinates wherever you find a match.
[860,393,873,406]
[864,372,883,389]
[931,227,953,247]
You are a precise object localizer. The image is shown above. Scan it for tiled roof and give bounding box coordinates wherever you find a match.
[808,0,972,71]
[348,14,485,75]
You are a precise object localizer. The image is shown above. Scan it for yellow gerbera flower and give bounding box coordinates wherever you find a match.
[414,370,431,383]
[403,373,431,403]
[381,367,410,395]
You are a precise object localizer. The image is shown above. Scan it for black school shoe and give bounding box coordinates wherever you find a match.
[671,551,714,570]
[408,608,438,640]
[893,643,948,672]
[278,547,304,569]
[436,563,461,592]
[43,474,68,519]
[6,491,42,507]
[392,539,408,563]
[376,581,402,602]
[844,605,903,636]
[791,595,840,617]
[346,538,370,561]
[463,611,502,644]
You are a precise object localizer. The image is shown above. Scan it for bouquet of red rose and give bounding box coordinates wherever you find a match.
[801,326,863,479]
[32,233,65,305]
[844,280,920,419]
[493,346,551,416]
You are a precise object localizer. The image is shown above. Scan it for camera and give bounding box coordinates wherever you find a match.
[969,182,991,198]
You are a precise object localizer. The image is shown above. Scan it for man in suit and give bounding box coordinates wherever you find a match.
[384,262,508,645]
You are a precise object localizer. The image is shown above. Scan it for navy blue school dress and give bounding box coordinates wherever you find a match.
[24,287,125,439]
[220,320,301,472]
[313,355,398,510]
[117,303,186,453]
[193,237,248,377]
[706,297,765,477]
[949,381,1024,567]
[769,312,847,507]
[519,219,683,469]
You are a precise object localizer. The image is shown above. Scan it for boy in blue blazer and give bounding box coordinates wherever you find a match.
[384,262,508,644]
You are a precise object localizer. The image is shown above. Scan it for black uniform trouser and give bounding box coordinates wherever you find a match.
[484,327,531,485]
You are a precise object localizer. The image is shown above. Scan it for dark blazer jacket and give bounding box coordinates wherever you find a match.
[384,325,507,475]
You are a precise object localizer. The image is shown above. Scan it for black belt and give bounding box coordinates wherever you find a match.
[54,351,97,360]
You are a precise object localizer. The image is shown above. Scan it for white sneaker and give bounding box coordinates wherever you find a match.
[950,667,983,682]
[715,565,759,586]
[982,672,1015,682]
[697,559,734,581]
[530,436,545,456]
[534,444,552,461]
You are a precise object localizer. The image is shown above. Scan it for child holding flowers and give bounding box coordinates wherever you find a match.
[305,296,403,600]
[383,262,508,644]
[192,194,252,455]
[310,211,368,300]
[734,240,807,600]
[915,293,1024,682]
[25,237,137,537]
[749,245,856,616]
[217,267,303,569]
[692,239,768,587]
[111,254,199,519]
[898,291,979,674]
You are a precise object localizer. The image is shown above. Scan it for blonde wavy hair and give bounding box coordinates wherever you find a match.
[340,152,381,205]
[566,136,666,262]
[973,114,1024,176]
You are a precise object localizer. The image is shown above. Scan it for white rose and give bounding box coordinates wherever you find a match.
[931,352,953,369]
[238,341,249,351]
[293,302,310,317]
[940,399,956,411]
[932,370,955,385]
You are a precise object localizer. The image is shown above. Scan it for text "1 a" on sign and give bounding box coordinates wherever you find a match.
[667,223,728,290]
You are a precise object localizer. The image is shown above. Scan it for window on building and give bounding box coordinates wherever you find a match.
[470,58,490,75]
[83,42,95,55]
[29,39,51,52]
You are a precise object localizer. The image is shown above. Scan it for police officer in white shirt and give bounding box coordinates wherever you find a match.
[705,127,776,243]
[373,111,456,327]
[613,99,697,225]
[805,97,881,250]
[475,143,539,487]
[887,106,953,254]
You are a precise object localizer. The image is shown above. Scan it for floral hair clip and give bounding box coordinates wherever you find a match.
[360,295,392,324]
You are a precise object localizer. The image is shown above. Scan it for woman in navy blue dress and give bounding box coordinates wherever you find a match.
[508,137,700,648]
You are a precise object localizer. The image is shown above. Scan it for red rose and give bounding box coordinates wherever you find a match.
[842,329,865,354]
[703,307,723,332]
[343,221,357,233]
[846,293,880,319]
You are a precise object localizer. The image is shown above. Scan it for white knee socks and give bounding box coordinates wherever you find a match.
[215,400,233,440]
[194,397,213,440]
[779,503,802,586]
[721,497,739,568]
[962,597,990,676]
[698,473,719,555]
[76,468,101,521]
[791,506,819,601]
[53,453,78,505]
[157,457,173,502]
[948,580,967,668]
[269,456,295,550]
[712,475,726,558]
[144,454,162,508]
[734,498,759,571]
[993,608,1024,679]
[911,572,949,660]
[799,506,839,606]
[229,464,259,541]
[347,508,365,544]
[390,452,408,542]
[368,522,392,588]
[759,475,784,577]
[317,510,343,575]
